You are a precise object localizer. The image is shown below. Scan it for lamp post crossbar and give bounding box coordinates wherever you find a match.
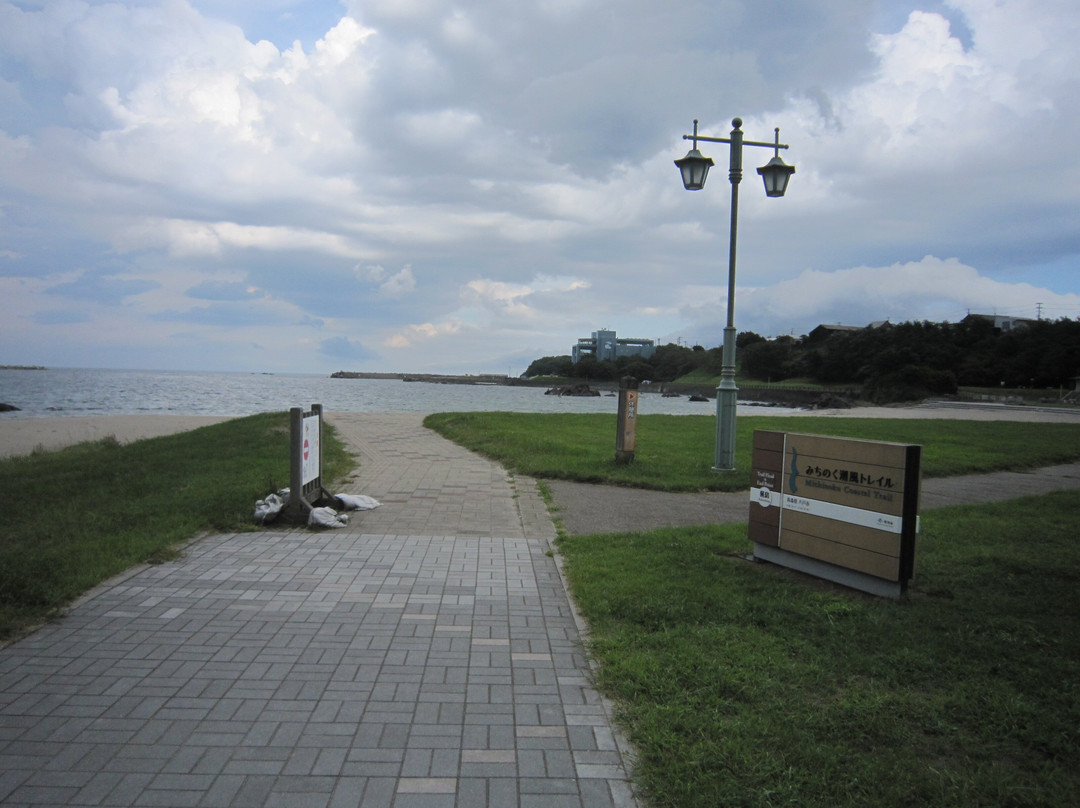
[683,134,789,151]
[675,117,795,472]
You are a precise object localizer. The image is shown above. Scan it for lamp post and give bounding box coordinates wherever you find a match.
[676,117,794,471]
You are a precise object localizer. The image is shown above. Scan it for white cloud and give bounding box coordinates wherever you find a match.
[384,319,462,349]
[379,265,417,297]
[104,219,360,258]
[0,0,1077,373]
[676,256,1080,344]
[464,279,536,318]
[356,263,418,297]
[460,274,592,324]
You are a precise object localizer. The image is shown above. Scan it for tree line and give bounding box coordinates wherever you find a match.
[523,317,1080,402]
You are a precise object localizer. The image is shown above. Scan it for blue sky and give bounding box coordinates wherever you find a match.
[1,0,1078,374]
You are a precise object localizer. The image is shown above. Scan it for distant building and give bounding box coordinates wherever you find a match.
[807,323,865,342]
[806,320,892,342]
[962,313,1036,332]
[572,329,656,364]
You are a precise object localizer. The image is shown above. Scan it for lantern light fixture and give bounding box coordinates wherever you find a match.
[756,127,796,197]
[674,120,715,191]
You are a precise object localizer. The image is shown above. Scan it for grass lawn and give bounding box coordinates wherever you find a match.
[3,409,1078,806]
[0,412,352,642]
[425,411,1080,806]
[559,493,1080,807]
[424,412,1080,491]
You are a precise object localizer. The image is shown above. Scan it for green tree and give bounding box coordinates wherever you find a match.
[571,356,617,381]
[649,343,702,381]
[740,336,796,381]
[523,355,574,377]
[737,331,766,348]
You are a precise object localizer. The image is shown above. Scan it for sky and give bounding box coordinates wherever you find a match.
[1,0,1079,375]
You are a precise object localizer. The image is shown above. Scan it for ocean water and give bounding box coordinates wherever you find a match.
[0,367,799,418]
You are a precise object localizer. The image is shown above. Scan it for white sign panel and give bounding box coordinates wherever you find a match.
[749,488,903,533]
[302,414,320,484]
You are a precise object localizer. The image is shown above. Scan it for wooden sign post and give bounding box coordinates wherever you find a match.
[749,430,921,597]
[615,376,640,464]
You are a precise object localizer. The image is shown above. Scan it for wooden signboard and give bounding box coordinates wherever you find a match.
[615,376,639,463]
[749,430,921,597]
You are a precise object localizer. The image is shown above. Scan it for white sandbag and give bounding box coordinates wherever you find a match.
[254,492,285,524]
[308,506,349,528]
[333,493,381,511]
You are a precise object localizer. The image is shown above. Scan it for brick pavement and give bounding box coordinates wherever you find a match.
[0,413,637,808]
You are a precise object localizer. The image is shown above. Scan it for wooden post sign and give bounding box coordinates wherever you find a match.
[749,430,922,598]
[615,376,640,464]
[290,403,330,517]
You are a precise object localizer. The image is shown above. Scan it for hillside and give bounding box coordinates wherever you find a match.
[524,318,1080,404]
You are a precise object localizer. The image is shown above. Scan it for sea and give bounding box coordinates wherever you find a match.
[0,367,801,419]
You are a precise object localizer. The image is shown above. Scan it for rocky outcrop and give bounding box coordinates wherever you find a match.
[0,403,20,412]
[809,393,854,409]
[545,383,601,397]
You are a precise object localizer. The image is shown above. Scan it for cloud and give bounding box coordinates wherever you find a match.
[676,256,1080,343]
[186,280,261,301]
[44,272,160,305]
[463,279,535,318]
[355,263,417,297]
[0,0,1077,373]
[384,320,462,349]
[319,335,378,360]
[457,274,591,325]
[32,309,92,325]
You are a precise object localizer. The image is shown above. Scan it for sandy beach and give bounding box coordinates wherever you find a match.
[0,414,232,458]
[1,402,1077,459]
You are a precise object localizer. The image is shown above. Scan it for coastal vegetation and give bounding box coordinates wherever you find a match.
[524,316,1080,403]
[0,412,351,642]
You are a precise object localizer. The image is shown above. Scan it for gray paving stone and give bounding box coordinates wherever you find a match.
[0,413,639,808]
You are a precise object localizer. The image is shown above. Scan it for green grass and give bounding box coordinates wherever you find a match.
[558,492,1080,807]
[5,408,1079,807]
[424,412,1080,491]
[0,412,353,641]
[426,411,1080,805]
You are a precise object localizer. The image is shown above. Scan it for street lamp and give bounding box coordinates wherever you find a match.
[676,117,794,471]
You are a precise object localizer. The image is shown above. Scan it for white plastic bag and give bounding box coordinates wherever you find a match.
[333,493,381,511]
[254,491,287,524]
[308,506,349,528]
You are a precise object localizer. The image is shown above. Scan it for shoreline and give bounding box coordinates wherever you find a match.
[0,415,232,458]
[2,403,1079,459]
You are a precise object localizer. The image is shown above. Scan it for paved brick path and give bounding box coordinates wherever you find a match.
[0,413,637,808]
[547,461,1080,535]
